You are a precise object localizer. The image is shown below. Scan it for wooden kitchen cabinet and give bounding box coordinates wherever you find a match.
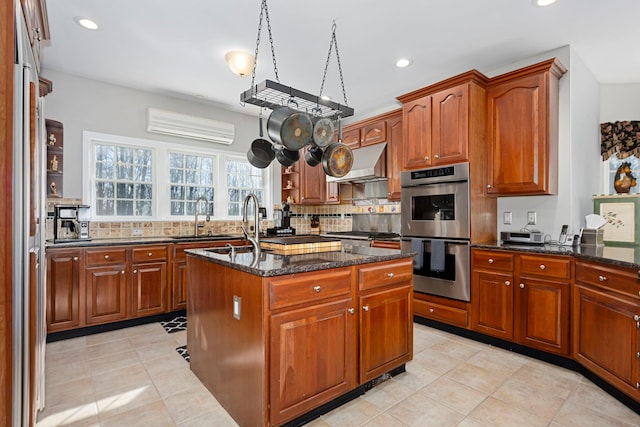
[385,110,403,200]
[573,260,640,403]
[485,58,566,196]
[471,249,572,355]
[299,158,326,205]
[267,267,355,425]
[20,0,49,70]
[340,119,386,149]
[341,127,361,148]
[46,248,82,332]
[130,245,168,317]
[84,247,128,325]
[397,71,488,171]
[357,259,413,382]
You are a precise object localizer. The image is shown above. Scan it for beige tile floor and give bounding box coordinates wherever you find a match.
[37,322,640,427]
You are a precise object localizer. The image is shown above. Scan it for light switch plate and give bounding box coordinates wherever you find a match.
[233,295,241,320]
[527,211,537,225]
[503,212,512,225]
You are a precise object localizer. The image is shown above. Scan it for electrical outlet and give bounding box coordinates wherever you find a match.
[131,228,143,236]
[527,211,537,225]
[503,212,512,225]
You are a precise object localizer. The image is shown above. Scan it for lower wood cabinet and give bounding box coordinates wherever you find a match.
[85,264,127,325]
[269,298,356,425]
[471,249,571,356]
[46,249,82,332]
[131,262,167,317]
[573,260,640,403]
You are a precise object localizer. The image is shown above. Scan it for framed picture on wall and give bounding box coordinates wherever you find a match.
[593,194,640,246]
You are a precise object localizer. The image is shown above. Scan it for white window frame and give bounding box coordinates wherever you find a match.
[83,131,272,221]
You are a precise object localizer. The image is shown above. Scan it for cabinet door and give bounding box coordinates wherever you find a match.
[386,113,403,200]
[325,181,339,204]
[402,95,432,170]
[131,262,167,317]
[269,298,356,425]
[85,265,127,325]
[471,270,514,340]
[46,250,82,331]
[486,73,552,195]
[360,285,413,382]
[573,283,640,397]
[516,277,570,355]
[341,128,361,148]
[171,260,188,311]
[361,121,386,147]
[431,84,468,165]
[300,159,326,205]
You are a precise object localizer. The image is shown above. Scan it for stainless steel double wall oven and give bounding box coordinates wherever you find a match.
[400,163,471,301]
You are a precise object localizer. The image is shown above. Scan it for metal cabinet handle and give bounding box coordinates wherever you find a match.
[539,264,546,270]
[505,281,511,286]
[387,272,395,278]
[73,256,78,261]
[104,255,110,260]
[429,308,434,313]
[133,269,138,274]
[313,285,321,293]
[434,154,439,159]
[488,258,494,264]
[121,270,125,274]
[424,156,429,161]
[348,308,355,315]
[598,275,607,282]
[487,184,491,189]
[363,305,369,312]
[634,315,640,321]
[148,252,153,257]
[520,283,525,289]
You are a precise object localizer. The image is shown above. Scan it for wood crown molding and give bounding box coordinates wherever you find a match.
[396,69,490,104]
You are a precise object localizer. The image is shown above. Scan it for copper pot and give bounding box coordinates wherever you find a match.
[322,143,353,177]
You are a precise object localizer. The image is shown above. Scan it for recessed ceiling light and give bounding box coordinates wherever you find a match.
[320,95,331,101]
[534,0,557,6]
[395,58,412,68]
[74,16,99,30]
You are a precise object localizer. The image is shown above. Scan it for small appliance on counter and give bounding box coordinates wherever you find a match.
[267,201,295,237]
[500,231,544,245]
[52,204,91,242]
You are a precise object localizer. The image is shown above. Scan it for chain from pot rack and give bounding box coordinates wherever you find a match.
[250,0,280,89]
[319,20,348,107]
[240,0,354,120]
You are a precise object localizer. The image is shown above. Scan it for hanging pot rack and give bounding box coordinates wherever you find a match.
[240,0,354,120]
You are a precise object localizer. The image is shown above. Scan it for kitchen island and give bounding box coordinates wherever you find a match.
[186,245,414,426]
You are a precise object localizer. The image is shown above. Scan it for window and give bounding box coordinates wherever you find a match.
[603,153,640,194]
[226,159,264,216]
[83,131,271,221]
[94,143,153,217]
[169,152,215,216]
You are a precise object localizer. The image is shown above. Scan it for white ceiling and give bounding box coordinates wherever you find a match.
[42,0,640,119]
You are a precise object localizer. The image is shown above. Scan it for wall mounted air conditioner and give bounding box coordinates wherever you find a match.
[146,108,235,144]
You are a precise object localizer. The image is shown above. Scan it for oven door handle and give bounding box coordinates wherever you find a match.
[402,238,470,246]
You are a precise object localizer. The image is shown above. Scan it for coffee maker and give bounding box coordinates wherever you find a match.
[266,202,296,237]
[53,204,91,242]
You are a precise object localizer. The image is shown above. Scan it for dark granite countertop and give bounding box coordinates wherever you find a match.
[473,242,640,271]
[45,234,245,249]
[186,246,415,277]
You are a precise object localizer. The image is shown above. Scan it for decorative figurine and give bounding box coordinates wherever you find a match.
[48,133,56,146]
[614,161,637,193]
[50,155,58,171]
[49,181,57,195]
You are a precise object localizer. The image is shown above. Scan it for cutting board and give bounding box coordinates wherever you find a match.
[260,235,342,255]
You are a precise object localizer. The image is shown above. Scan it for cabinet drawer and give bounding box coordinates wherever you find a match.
[269,268,352,310]
[370,240,401,250]
[132,245,168,263]
[358,259,413,292]
[414,298,468,328]
[576,261,640,299]
[472,250,513,272]
[85,248,127,265]
[520,254,571,280]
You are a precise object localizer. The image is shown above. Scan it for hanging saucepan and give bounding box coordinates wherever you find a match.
[247,115,275,169]
[274,145,300,167]
[312,117,335,147]
[304,146,323,167]
[322,142,353,177]
[267,106,313,151]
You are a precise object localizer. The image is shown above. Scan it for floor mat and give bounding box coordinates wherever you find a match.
[176,345,190,363]
[161,316,187,333]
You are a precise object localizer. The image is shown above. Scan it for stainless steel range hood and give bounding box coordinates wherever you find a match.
[326,142,387,183]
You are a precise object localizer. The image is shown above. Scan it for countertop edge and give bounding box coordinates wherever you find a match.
[45,235,245,249]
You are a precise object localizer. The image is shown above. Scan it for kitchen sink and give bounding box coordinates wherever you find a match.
[171,234,235,240]
[204,245,256,255]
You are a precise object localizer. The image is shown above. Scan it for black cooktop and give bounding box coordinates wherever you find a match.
[322,231,401,239]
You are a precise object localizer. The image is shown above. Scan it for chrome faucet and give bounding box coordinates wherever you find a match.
[242,193,260,252]
[194,196,210,237]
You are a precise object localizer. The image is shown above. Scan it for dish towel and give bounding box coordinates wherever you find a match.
[430,239,446,272]
[411,238,424,270]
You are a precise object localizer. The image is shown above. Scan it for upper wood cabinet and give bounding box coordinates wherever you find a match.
[340,119,386,148]
[485,58,566,196]
[397,71,488,170]
[299,160,326,205]
[385,111,403,200]
[20,0,50,71]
